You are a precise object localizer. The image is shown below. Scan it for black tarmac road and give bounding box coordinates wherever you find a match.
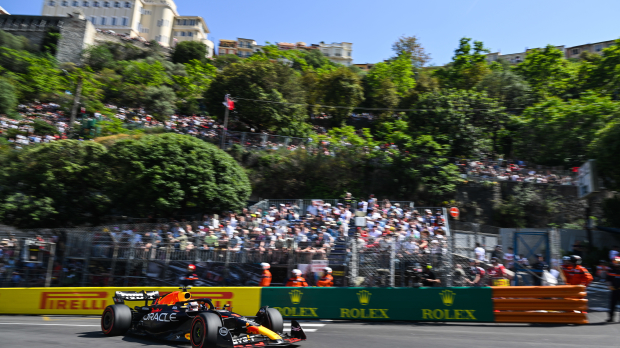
[0,311,618,348]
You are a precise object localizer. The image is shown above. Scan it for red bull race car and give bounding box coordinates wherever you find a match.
[100,286,306,347]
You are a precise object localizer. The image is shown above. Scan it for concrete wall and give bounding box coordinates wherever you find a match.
[56,15,96,64]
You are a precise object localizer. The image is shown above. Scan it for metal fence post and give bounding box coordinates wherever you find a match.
[443,207,453,287]
[80,232,92,286]
[389,238,396,287]
[45,243,56,287]
[108,242,119,285]
[124,241,135,286]
[349,235,358,286]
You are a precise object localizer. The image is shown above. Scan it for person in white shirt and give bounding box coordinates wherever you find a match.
[474,243,486,261]
[307,202,318,216]
[224,221,235,237]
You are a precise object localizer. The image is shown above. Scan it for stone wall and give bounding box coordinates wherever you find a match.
[56,16,95,65]
[0,13,95,65]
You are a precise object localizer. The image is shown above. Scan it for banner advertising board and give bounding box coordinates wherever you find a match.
[0,287,261,316]
[261,287,494,322]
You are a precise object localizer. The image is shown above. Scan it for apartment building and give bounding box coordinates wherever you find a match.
[218,39,237,56]
[565,40,616,59]
[319,42,353,66]
[486,46,565,64]
[217,38,353,65]
[41,0,213,55]
[237,38,256,58]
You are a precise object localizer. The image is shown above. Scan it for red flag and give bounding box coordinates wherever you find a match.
[223,94,234,110]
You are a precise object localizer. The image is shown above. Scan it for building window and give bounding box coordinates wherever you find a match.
[180,31,185,36]
[183,19,187,25]
[90,16,96,24]
[121,17,128,26]
[82,1,89,6]
[100,17,106,25]
[348,51,351,56]
[103,1,109,7]
[114,1,120,7]
[111,17,117,25]
[190,19,196,25]
[571,48,579,55]
[72,0,79,5]
[93,1,100,7]
[49,0,56,5]
[188,31,193,37]
[124,1,131,7]
[62,0,68,6]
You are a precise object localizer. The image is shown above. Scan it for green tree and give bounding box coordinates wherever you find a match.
[434,38,491,89]
[590,119,620,190]
[587,40,620,97]
[407,89,508,157]
[172,41,207,64]
[142,85,177,119]
[366,52,416,97]
[516,92,620,166]
[514,45,573,98]
[391,35,431,68]
[41,27,61,55]
[316,67,365,124]
[0,78,18,115]
[476,69,535,110]
[83,45,114,71]
[0,140,111,227]
[104,133,251,216]
[204,60,309,135]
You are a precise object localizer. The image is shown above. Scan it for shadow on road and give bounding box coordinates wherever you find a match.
[77,331,186,346]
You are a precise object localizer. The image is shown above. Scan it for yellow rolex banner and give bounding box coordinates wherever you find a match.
[0,287,261,316]
[260,287,494,322]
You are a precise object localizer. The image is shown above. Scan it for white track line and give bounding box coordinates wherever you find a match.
[283,323,325,327]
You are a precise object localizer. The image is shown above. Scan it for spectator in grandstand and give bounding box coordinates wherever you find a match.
[467,259,486,287]
[475,243,486,261]
[491,245,504,263]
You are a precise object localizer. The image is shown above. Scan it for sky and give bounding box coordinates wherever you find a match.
[3,0,620,66]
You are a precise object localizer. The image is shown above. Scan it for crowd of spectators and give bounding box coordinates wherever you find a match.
[458,159,577,185]
[83,195,448,271]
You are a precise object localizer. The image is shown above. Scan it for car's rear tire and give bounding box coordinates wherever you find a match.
[190,312,220,348]
[263,307,284,334]
[101,304,132,336]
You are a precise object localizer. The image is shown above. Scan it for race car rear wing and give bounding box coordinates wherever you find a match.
[113,290,160,305]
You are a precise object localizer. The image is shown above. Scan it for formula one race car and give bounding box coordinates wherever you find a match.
[101,286,306,347]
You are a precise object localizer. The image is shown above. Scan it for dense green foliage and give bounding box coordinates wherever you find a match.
[4,28,620,226]
[0,134,250,227]
[172,41,208,64]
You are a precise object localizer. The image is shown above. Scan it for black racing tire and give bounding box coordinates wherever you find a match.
[190,312,220,348]
[263,307,284,334]
[101,304,132,336]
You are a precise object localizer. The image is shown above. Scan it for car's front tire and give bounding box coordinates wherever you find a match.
[190,312,220,348]
[262,307,284,334]
[101,304,132,336]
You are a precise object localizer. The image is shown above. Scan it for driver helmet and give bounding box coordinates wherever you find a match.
[260,262,271,270]
[613,257,620,266]
[187,264,196,272]
[324,267,332,274]
[570,255,582,265]
[292,269,302,276]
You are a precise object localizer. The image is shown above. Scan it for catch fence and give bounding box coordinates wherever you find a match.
[1,214,506,289]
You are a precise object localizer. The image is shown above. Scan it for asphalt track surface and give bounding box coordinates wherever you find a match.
[0,311,619,348]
